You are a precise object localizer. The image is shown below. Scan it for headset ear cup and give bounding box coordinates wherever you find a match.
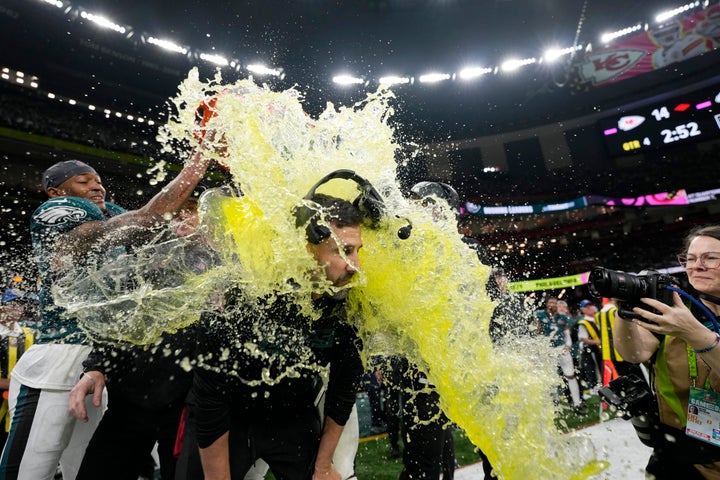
[354,184,385,225]
[294,204,330,244]
[308,223,331,244]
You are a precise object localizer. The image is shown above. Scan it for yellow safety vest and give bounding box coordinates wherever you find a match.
[596,307,625,362]
[0,326,35,432]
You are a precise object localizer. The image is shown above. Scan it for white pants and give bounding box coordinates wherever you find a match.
[1,378,106,480]
[557,349,576,377]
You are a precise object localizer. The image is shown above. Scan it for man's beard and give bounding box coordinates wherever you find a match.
[327,287,349,300]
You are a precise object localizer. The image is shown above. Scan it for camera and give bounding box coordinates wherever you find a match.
[598,374,654,419]
[598,374,659,447]
[588,267,678,320]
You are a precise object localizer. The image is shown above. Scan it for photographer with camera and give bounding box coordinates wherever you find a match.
[607,225,720,479]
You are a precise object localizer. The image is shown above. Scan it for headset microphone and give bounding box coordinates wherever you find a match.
[397,218,413,239]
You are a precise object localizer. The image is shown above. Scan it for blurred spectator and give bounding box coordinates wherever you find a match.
[0,289,36,452]
[535,296,586,415]
[576,300,602,396]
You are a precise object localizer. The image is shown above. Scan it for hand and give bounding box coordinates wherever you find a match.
[199,129,229,159]
[631,292,702,339]
[312,463,341,480]
[69,371,105,422]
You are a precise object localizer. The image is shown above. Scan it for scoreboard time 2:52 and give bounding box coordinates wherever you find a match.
[598,82,720,157]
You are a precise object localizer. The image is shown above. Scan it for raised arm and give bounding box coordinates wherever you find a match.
[57,145,214,260]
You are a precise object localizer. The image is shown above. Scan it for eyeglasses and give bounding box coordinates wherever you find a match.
[677,252,720,269]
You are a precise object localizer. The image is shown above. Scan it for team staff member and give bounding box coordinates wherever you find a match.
[0,148,212,480]
[389,181,460,480]
[69,200,211,480]
[0,289,35,452]
[192,193,364,480]
[614,225,720,479]
[576,300,601,393]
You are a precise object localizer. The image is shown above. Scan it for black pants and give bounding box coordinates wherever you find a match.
[477,449,495,478]
[76,396,185,480]
[177,402,321,480]
[578,350,600,390]
[385,384,402,450]
[645,425,720,480]
[228,414,321,480]
[399,388,455,480]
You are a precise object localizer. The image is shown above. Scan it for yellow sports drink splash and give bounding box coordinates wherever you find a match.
[62,69,607,478]
[174,70,606,479]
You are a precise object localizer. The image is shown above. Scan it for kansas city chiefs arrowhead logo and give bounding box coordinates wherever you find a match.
[34,206,88,225]
[578,49,646,85]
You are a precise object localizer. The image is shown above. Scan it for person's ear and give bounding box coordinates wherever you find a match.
[46,187,64,198]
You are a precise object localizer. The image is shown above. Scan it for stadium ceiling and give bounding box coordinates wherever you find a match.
[0,0,715,141]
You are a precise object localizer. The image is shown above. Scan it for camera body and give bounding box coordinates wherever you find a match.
[588,267,677,320]
[598,374,655,419]
[598,374,659,447]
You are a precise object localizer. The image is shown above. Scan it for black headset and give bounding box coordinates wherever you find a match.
[294,169,411,244]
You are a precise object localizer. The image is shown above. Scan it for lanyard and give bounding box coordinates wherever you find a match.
[687,343,713,390]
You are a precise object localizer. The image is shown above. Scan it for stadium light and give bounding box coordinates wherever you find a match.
[332,75,364,85]
[40,0,63,8]
[147,37,188,55]
[500,57,537,72]
[418,72,451,83]
[200,53,229,66]
[379,76,411,85]
[246,64,282,76]
[80,11,127,34]
[543,45,582,62]
[458,66,492,80]
[600,24,643,44]
[656,1,701,23]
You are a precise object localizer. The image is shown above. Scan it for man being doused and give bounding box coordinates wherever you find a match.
[190,193,364,480]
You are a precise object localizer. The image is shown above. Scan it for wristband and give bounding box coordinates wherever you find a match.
[80,372,96,394]
[693,333,720,354]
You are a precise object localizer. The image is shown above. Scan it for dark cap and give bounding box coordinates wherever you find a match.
[410,181,460,210]
[579,299,594,308]
[42,160,97,192]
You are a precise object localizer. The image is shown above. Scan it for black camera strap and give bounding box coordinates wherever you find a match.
[698,291,720,307]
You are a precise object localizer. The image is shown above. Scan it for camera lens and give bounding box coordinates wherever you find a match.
[588,267,649,301]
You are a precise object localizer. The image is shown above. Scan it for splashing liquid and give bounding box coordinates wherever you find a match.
[57,69,607,479]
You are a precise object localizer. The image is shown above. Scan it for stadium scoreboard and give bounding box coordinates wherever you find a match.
[598,82,720,157]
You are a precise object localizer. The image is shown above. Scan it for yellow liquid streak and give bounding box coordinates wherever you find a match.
[68,69,607,479]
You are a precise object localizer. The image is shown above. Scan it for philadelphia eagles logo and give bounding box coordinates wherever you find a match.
[34,206,88,226]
